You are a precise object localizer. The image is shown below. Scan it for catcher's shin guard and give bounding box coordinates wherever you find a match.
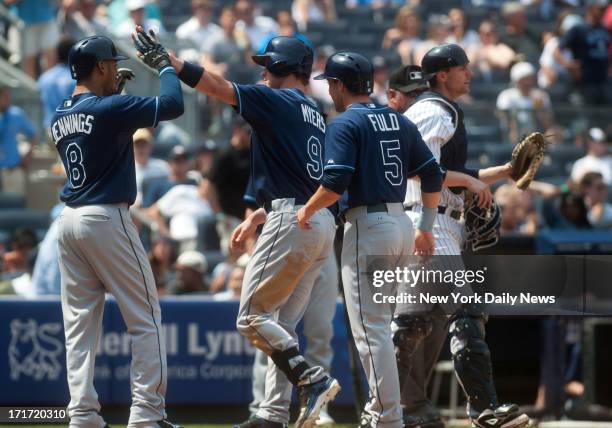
[449,315,498,417]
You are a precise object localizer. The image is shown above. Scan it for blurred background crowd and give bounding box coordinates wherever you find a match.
[0,0,610,297]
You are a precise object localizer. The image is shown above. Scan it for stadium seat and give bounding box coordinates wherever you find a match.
[0,192,25,209]
[0,209,50,243]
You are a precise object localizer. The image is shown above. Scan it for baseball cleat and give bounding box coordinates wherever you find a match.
[295,375,341,428]
[404,414,445,428]
[315,405,334,425]
[472,404,530,428]
[232,415,287,428]
[359,411,372,428]
[156,420,183,428]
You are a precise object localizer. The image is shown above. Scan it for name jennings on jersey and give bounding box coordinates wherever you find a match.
[51,113,94,145]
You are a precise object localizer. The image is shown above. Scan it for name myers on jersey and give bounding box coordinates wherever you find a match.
[367,113,399,132]
[301,103,325,133]
[51,114,94,145]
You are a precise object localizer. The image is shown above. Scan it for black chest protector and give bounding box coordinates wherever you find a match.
[414,91,469,194]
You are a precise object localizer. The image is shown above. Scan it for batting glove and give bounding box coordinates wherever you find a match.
[132,28,171,72]
[116,67,135,93]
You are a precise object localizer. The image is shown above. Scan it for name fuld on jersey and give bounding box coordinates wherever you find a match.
[367,112,399,132]
[51,113,94,145]
[93,323,256,382]
[301,103,325,133]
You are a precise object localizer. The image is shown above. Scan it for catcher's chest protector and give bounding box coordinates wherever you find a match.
[416,91,468,194]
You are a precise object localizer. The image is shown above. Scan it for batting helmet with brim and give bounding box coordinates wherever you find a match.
[314,51,373,95]
[69,36,128,80]
[252,36,313,77]
[421,43,469,76]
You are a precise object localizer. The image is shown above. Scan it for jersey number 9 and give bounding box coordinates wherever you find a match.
[306,136,323,180]
[66,142,86,189]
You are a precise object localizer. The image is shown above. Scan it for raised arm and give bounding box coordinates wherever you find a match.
[169,53,237,106]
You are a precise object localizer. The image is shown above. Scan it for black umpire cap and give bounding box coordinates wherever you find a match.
[69,35,128,80]
[314,51,373,95]
[252,36,313,77]
[421,43,469,76]
[388,65,430,94]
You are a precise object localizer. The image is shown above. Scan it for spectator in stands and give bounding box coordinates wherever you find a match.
[141,145,197,207]
[204,117,250,220]
[346,0,404,9]
[291,0,336,32]
[213,264,245,300]
[59,0,110,41]
[234,0,278,50]
[167,250,208,294]
[7,0,59,78]
[446,8,479,51]
[412,14,451,66]
[146,177,215,250]
[201,6,252,82]
[31,213,61,295]
[107,0,163,29]
[538,11,581,90]
[309,44,335,108]
[556,0,610,105]
[383,5,421,59]
[579,172,612,229]
[468,20,516,82]
[0,84,38,179]
[256,11,312,54]
[2,228,37,274]
[175,0,222,54]
[495,183,537,235]
[152,121,191,148]
[133,128,169,206]
[193,139,217,177]
[496,62,553,144]
[37,37,75,131]
[371,55,389,105]
[149,236,177,296]
[115,0,165,38]
[571,127,612,186]
[499,2,541,65]
[559,191,591,229]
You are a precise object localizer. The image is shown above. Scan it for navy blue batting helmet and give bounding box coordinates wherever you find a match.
[314,51,373,95]
[68,36,128,80]
[252,36,313,77]
[421,43,469,76]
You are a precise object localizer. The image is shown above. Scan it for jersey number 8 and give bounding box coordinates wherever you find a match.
[66,142,86,189]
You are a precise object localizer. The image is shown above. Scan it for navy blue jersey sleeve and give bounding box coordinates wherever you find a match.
[232,83,277,125]
[108,66,183,131]
[558,25,579,50]
[321,118,356,194]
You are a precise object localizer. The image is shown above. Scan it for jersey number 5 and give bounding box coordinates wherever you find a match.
[380,140,403,186]
[66,142,86,189]
[306,136,323,180]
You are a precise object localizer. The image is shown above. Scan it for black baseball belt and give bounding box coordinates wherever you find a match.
[403,204,462,221]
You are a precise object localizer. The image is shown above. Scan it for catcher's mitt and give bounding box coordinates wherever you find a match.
[510,132,547,190]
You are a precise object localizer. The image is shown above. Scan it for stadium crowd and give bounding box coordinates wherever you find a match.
[0,0,610,294]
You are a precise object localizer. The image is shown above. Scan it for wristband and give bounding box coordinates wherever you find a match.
[416,206,437,232]
[178,61,204,88]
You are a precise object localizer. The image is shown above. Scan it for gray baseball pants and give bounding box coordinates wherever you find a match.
[58,204,167,428]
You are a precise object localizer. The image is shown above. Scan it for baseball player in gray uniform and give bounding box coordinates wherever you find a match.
[298,52,443,428]
[398,44,530,428]
[54,31,183,428]
[246,252,339,426]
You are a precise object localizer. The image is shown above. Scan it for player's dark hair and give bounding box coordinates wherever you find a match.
[58,37,75,64]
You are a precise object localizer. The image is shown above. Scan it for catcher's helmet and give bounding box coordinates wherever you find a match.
[68,36,128,80]
[252,36,313,77]
[464,194,501,252]
[421,43,469,75]
[313,51,373,95]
